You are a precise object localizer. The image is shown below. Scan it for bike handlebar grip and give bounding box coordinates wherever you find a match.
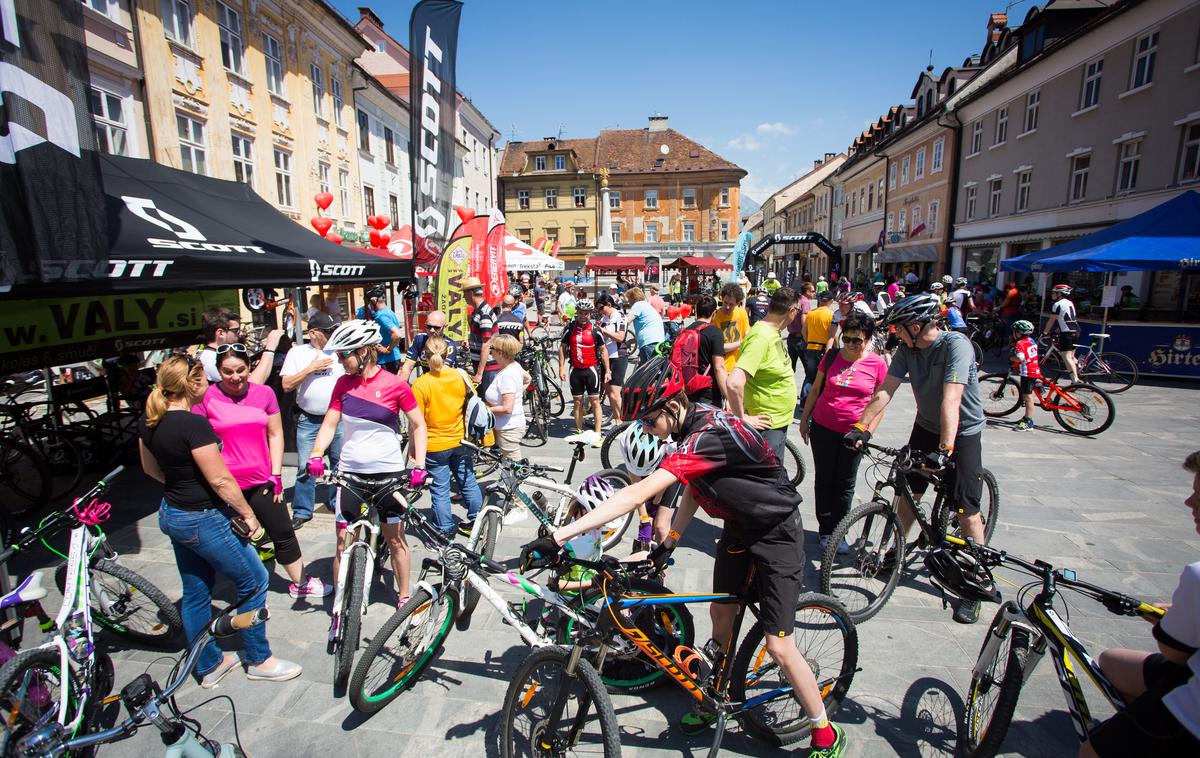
[546,465,565,472]
[101,465,125,484]
[0,546,14,565]
[211,607,270,637]
[459,439,480,451]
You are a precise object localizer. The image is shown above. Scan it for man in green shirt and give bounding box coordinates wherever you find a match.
[727,287,801,460]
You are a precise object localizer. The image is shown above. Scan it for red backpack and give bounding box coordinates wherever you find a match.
[669,323,713,396]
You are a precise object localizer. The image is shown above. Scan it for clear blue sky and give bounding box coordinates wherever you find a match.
[331,0,1033,206]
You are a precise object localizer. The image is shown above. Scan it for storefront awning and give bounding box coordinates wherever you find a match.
[585,255,645,271]
[844,242,875,254]
[878,244,938,263]
[666,256,732,271]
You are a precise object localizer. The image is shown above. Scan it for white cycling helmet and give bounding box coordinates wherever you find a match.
[941,275,954,286]
[575,473,615,511]
[326,319,382,351]
[620,423,674,477]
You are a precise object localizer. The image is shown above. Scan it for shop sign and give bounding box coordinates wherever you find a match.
[1080,323,1200,378]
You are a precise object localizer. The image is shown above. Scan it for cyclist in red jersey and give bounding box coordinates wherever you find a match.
[558,300,611,438]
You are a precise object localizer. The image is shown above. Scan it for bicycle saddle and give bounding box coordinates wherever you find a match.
[564,430,600,446]
[1,571,48,609]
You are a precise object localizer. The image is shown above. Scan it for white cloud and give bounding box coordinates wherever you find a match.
[756,121,796,136]
[727,134,762,151]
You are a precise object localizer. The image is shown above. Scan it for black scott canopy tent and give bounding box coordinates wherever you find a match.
[3,155,413,299]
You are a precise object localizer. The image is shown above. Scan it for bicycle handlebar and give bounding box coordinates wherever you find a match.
[0,468,125,565]
[459,440,564,474]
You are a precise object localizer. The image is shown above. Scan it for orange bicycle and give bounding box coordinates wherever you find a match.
[978,371,1115,436]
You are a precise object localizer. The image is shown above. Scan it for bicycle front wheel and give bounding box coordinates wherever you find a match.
[599,421,632,470]
[0,437,51,519]
[820,500,906,624]
[0,648,85,752]
[960,607,1031,757]
[349,586,455,713]
[933,468,1000,546]
[977,373,1021,418]
[334,544,368,688]
[59,558,183,647]
[1053,383,1115,436]
[1085,352,1137,394]
[566,469,634,552]
[782,439,806,487]
[500,645,620,758]
[730,593,858,746]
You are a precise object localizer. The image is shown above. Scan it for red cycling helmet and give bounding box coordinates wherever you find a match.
[620,356,694,422]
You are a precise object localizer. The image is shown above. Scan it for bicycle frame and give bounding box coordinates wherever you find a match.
[864,445,947,546]
[1026,378,1087,414]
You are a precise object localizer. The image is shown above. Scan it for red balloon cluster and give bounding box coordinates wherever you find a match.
[366,215,392,248]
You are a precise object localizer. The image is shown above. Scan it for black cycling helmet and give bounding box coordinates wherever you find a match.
[925,548,1001,604]
[620,356,687,422]
[886,293,943,328]
[365,284,387,301]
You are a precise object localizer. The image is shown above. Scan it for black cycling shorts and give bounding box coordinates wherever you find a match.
[607,356,628,386]
[569,366,602,397]
[713,510,804,638]
[1089,653,1197,756]
[1056,331,1077,351]
[905,423,984,517]
[1018,376,1038,395]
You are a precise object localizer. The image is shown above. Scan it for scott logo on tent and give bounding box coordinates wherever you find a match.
[121,197,266,254]
[309,260,365,282]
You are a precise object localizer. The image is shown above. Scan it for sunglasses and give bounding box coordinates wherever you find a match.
[469,288,484,297]
[842,336,866,345]
[170,352,198,368]
[637,409,665,430]
[427,324,446,331]
[215,343,249,356]
[337,349,358,359]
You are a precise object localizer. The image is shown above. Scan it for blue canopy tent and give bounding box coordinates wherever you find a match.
[1002,191,1200,273]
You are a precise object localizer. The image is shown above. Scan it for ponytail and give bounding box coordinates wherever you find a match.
[424,335,448,373]
[144,354,204,428]
[143,386,170,428]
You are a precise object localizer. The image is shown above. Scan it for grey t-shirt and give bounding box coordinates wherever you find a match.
[887,330,985,437]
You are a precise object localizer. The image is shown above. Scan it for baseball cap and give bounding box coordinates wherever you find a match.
[307,312,337,331]
[817,290,834,301]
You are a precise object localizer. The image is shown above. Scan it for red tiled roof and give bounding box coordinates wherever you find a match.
[596,128,744,176]
[499,138,599,175]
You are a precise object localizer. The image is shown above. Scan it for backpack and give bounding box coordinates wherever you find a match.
[669,324,713,396]
[457,369,495,443]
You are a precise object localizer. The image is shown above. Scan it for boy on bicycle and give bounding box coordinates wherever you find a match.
[1009,320,1042,432]
[522,356,847,757]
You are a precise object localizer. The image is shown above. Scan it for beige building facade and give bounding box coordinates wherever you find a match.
[82,0,151,159]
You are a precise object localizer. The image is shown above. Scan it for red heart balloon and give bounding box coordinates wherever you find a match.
[366,215,378,229]
[455,207,475,224]
[314,192,333,210]
[681,304,692,319]
[327,232,343,245]
[376,232,390,248]
[666,305,681,320]
[372,215,391,230]
[311,217,333,236]
[368,230,382,248]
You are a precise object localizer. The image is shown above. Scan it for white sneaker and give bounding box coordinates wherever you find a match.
[289,576,332,599]
[503,504,530,526]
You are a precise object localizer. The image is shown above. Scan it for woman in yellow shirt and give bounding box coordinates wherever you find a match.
[411,336,483,537]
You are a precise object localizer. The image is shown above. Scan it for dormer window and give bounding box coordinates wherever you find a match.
[554,155,565,171]
[534,155,546,171]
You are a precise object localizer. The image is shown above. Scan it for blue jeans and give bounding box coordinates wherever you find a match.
[293,414,343,520]
[427,446,482,534]
[158,501,271,678]
[638,343,661,362]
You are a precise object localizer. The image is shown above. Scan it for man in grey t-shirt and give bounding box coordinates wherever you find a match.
[844,292,989,624]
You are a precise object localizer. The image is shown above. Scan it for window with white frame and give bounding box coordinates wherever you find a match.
[682,188,696,208]
[338,169,350,217]
[362,185,375,219]
[231,134,254,186]
[720,220,730,241]
[162,0,193,46]
[988,178,1003,217]
[216,2,244,75]
[850,192,857,216]
[330,78,343,127]
[911,206,922,235]
[573,187,586,208]
[384,127,395,165]
[574,228,586,247]
[1080,59,1102,109]
[1130,31,1158,89]
[645,221,659,243]
[915,147,926,180]
[390,195,399,225]
[970,120,983,154]
[534,155,546,171]
[645,189,658,209]
[517,189,530,209]
[553,155,565,171]
[898,208,907,235]
[89,86,127,156]
[317,161,330,196]
[176,112,206,175]
[1023,91,1040,133]
[994,106,1008,145]
[682,222,696,242]
[889,163,897,189]
[544,188,557,209]
[610,191,621,208]
[357,110,370,151]
[867,182,874,211]
[273,149,293,206]
[310,64,325,118]
[1069,154,1091,202]
[886,212,894,233]
[263,33,285,96]
[877,177,884,201]
[545,230,557,245]
[965,186,977,219]
[1117,139,1141,193]
[932,137,944,172]
[1016,170,1032,212]
[1181,122,1200,182]
[720,187,730,206]
[859,187,866,213]
[611,223,621,243]
[928,200,939,233]
[901,156,910,185]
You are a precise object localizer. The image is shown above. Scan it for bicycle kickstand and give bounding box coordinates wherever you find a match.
[707,711,728,758]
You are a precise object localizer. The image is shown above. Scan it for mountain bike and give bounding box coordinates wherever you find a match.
[465,437,634,552]
[978,371,1115,436]
[0,437,51,524]
[819,443,999,624]
[11,599,266,758]
[0,403,86,503]
[0,467,183,648]
[1038,333,1137,394]
[502,554,859,755]
[326,471,428,688]
[600,419,807,488]
[522,336,566,418]
[945,539,1166,757]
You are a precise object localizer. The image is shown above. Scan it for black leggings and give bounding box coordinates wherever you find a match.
[242,484,302,565]
[808,419,865,535]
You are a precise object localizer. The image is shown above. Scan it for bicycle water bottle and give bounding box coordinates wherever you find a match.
[530,491,547,512]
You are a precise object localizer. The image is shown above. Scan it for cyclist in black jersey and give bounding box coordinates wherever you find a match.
[523,356,847,756]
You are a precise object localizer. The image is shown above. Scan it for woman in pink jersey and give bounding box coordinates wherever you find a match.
[796,311,888,552]
[195,344,330,599]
